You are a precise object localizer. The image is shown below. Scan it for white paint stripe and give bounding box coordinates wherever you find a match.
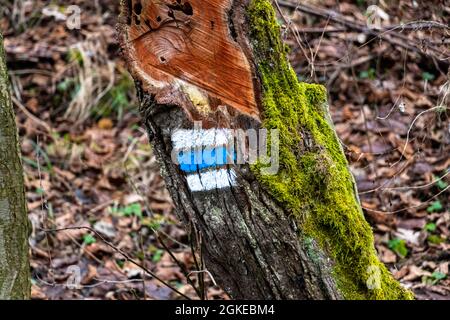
[172,128,233,150]
[186,169,237,192]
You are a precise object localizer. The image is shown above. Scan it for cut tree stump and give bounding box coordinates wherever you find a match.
[118,0,414,300]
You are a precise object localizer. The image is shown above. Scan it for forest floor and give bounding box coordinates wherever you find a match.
[1,0,449,300]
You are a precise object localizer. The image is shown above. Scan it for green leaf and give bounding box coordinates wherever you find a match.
[434,174,449,190]
[67,48,84,65]
[132,203,143,217]
[427,201,443,213]
[83,234,96,245]
[152,249,164,263]
[116,259,125,268]
[359,68,376,80]
[47,202,54,219]
[108,205,119,215]
[136,251,145,261]
[359,71,369,79]
[427,235,445,244]
[21,156,40,169]
[57,78,76,93]
[388,238,408,258]
[121,203,143,218]
[425,222,437,232]
[422,72,435,81]
[432,271,447,281]
[423,271,447,285]
[357,0,366,7]
[142,219,162,230]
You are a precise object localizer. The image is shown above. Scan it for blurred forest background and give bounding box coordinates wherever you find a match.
[0,0,449,300]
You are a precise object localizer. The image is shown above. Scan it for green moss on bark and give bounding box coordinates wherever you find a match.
[247,0,413,300]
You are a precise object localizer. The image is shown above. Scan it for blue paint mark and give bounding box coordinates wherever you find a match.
[178,146,235,173]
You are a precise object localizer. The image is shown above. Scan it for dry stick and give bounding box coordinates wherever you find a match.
[299,21,450,34]
[358,156,415,195]
[188,270,217,287]
[199,233,207,299]
[358,49,422,197]
[188,226,201,297]
[343,34,379,183]
[138,233,147,300]
[9,69,53,76]
[189,226,206,300]
[35,135,55,271]
[273,0,313,71]
[36,275,148,289]
[123,174,203,294]
[156,233,203,299]
[121,144,204,296]
[391,105,446,168]
[363,183,450,215]
[325,52,380,87]
[121,158,203,298]
[40,226,191,300]
[382,170,450,192]
[29,137,109,284]
[277,0,450,63]
[11,96,53,134]
[376,48,409,121]
[299,26,350,34]
[122,156,188,249]
[86,199,116,216]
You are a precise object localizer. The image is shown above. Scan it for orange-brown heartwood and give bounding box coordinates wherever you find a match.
[124,0,258,119]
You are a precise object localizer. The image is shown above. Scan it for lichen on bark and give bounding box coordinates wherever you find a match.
[0,32,31,300]
[247,0,413,300]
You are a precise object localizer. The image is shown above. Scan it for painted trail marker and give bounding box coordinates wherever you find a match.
[185,169,237,192]
[171,128,237,192]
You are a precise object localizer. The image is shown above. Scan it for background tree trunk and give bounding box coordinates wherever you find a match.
[118,0,413,299]
[0,32,31,299]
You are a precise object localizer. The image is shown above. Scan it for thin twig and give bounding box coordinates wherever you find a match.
[189,225,205,300]
[391,105,446,168]
[36,275,146,289]
[156,233,203,299]
[383,170,450,192]
[188,270,217,287]
[277,0,450,63]
[11,96,53,134]
[40,226,191,300]
[363,184,450,215]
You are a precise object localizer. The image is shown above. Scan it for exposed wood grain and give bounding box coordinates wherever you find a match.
[121,0,259,122]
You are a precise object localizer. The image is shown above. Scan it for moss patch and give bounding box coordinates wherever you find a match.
[247,0,413,300]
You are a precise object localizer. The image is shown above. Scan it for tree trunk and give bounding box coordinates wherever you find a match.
[118,0,413,300]
[0,32,31,299]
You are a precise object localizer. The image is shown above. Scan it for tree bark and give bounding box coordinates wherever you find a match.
[118,0,413,300]
[0,32,31,299]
